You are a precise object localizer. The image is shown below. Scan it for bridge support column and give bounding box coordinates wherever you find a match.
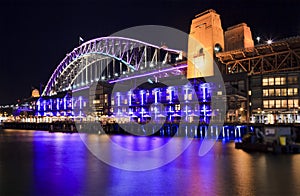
[187,9,224,78]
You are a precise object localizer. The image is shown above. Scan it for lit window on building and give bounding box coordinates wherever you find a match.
[269,100,275,108]
[281,89,287,96]
[275,89,281,96]
[288,88,293,96]
[275,77,280,85]
[93,100,100,104]
[287,88,298,96]
[276,100,281,108]
[288,100,294,108]
[295,100,299,108]
[124,99,128,105]
[264,99,289,109]
[263,78,268,86]
[269,89,274,96]
[275,77,286,85]
[268,78,274,86]
[175,104,180,111]
[281,77,286,85]
[263,89,268,96]
[282,100,287,108]
[294,88,298,95]
[184,94,187,100]
[263,100,269,108]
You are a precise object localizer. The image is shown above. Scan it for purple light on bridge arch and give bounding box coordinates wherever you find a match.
[108,64,187,84]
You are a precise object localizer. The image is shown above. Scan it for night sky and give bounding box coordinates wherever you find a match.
[0,0,299,104]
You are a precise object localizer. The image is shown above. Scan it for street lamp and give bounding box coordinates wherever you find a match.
[267,39,273,45]
[256,36,261,44]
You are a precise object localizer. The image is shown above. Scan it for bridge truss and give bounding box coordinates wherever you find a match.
[42,37,184,96]
[216,37,300,75]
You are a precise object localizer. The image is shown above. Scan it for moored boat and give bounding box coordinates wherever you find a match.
[235,126,300,153]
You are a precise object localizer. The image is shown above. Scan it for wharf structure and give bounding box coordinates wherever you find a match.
[10,9,300,129]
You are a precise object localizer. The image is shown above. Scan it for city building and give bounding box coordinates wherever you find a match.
[217,36,300,124]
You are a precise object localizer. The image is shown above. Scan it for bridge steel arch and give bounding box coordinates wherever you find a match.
[42,37,183,96]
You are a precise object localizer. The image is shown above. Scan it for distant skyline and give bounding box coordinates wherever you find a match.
[0,0,299,104]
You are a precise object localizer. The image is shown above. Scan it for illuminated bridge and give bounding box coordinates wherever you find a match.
[31,9,300,130]
[36,34,226,131]
[42,37,185,96]
[19,9,300,138]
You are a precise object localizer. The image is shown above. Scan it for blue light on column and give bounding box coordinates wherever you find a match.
[37,100,41,111]
[140,90,145,105]
[128,91,132,106]
[185,88,188,101]
[43,100,46,111]
[154,89,158,104]
[50,99,53,110]
[56,98,59,110]
[202,87,206,101]
[185,105,188,121]
[64,97,66,110]
[117,92,121,107]
[202,105,208,123]
[167,87,174,104]
[79,96,82,109]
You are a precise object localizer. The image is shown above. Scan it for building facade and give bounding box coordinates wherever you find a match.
[217,37,300,124]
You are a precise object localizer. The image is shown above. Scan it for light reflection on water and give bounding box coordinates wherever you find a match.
[0,129,300,195]
[79,132,193,171]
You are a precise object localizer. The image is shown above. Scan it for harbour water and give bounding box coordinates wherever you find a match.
[1,129,300,195]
